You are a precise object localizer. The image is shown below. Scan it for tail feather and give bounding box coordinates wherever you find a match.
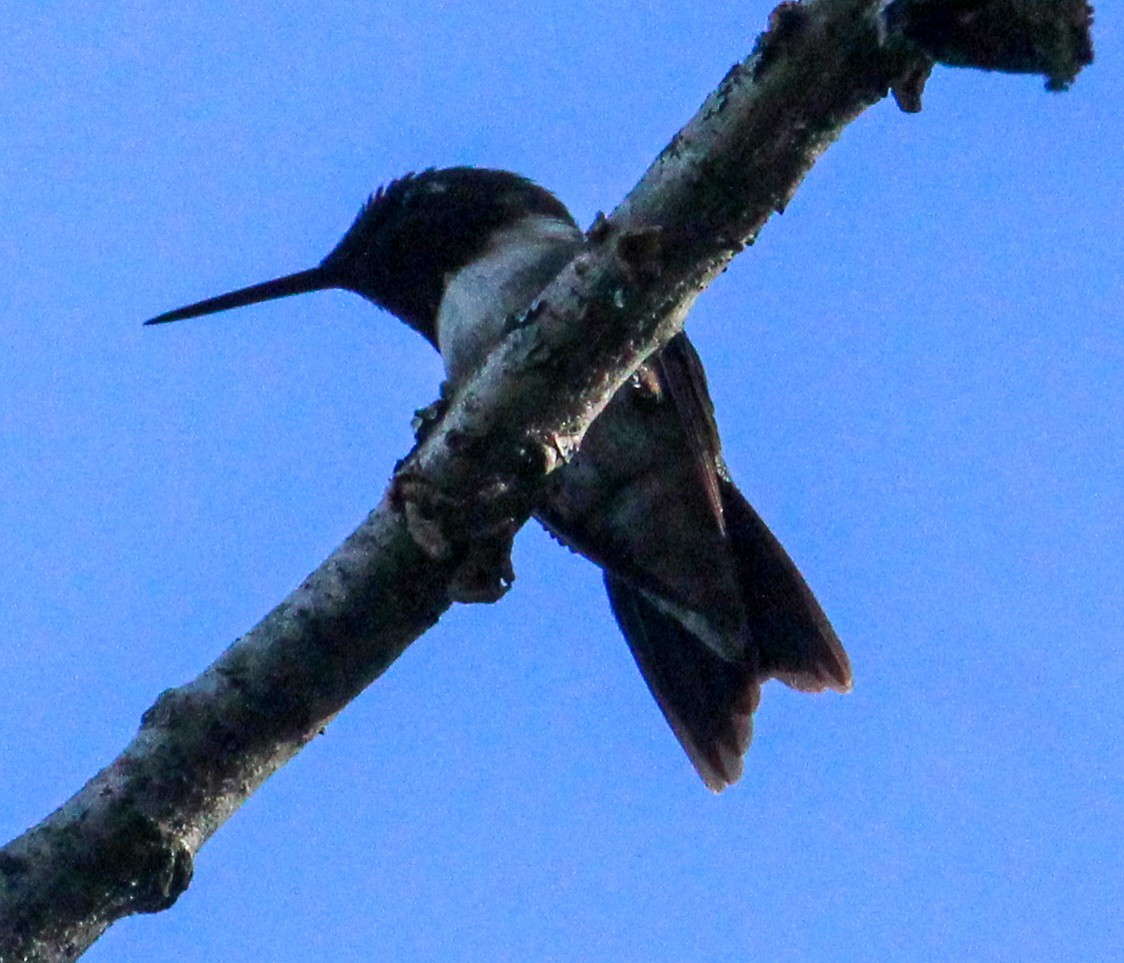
[605,574,757,792]
[605,479,850,790]
[718,475,852,694]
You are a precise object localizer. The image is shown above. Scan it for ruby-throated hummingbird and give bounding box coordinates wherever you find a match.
[145,167,851,790]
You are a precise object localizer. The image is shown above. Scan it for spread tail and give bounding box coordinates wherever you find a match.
[605,479,850,791]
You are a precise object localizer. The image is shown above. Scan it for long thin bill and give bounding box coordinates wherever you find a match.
[143,266,340,325]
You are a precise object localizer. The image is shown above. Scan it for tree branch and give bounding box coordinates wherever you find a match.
[0,1,1093,959]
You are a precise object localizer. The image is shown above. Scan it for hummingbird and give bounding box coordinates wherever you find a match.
[145,167,851,790]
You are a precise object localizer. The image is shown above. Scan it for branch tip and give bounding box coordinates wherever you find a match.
[884,0,1094,90]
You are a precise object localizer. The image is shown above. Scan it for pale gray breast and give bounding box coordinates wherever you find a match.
[437,216,584,386]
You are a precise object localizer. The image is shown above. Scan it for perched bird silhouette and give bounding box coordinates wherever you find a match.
[146,167,851,790]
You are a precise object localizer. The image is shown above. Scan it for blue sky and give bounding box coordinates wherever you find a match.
[1,3,1120,961]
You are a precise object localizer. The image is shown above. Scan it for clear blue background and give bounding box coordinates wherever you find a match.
[1,3,1120,961]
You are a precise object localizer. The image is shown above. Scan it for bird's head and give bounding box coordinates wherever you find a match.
[144,167,576,344]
